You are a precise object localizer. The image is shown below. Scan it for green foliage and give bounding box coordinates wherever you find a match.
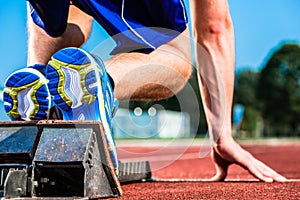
[234,70,260,137]
[257,43,300,135]
[234,70,260,109]
[234,43,300,136]
[240,107,258,137]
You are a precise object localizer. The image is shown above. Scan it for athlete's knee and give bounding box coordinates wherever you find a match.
[64,5,93,47]
[63,23,87,47]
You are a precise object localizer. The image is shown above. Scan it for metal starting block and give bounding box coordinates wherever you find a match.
[0,120,123,199]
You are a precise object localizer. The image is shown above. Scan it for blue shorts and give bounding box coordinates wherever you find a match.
[28,0,188,54]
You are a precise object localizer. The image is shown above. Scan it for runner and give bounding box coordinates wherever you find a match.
[3,0,287,182]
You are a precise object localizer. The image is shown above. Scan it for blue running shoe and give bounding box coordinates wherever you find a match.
[3,67,51,120]
[46,47,119,172]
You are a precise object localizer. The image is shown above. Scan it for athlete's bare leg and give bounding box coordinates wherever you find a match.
[27,5,192,101]
[189,0,287,182]
[27,5,93,66]
[105,31,192,100]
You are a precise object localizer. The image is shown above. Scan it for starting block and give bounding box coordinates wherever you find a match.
[0,120,132,199]
[0,120,152,199]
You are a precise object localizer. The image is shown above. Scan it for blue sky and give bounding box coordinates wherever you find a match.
[229,0,300,72]
[0,0,300,88]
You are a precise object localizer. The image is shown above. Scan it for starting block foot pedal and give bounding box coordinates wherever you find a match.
[118,161,152,184]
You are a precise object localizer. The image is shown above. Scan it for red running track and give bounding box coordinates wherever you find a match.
[113,140,300,200]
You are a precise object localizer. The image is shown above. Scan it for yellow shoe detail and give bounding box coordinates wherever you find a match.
[4,77,48,119]
[48,58,99,106]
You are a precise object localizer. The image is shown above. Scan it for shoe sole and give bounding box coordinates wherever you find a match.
[46,48,106,120]
[3,68,50,120]
[46,47,118,170]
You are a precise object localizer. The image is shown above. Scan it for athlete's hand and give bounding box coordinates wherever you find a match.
[209,138,288,182]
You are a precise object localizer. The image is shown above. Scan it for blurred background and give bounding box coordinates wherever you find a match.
[0,0,299,139]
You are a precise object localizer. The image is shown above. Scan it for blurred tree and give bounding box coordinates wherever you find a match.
[240,106,258,137]
[234,70,260,137]
[257,43,300,136]
[234,70,260,108]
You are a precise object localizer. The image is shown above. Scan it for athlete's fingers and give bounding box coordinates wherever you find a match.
[246,159,274,182]
[244,155,287,182]
[253,158,288,182]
